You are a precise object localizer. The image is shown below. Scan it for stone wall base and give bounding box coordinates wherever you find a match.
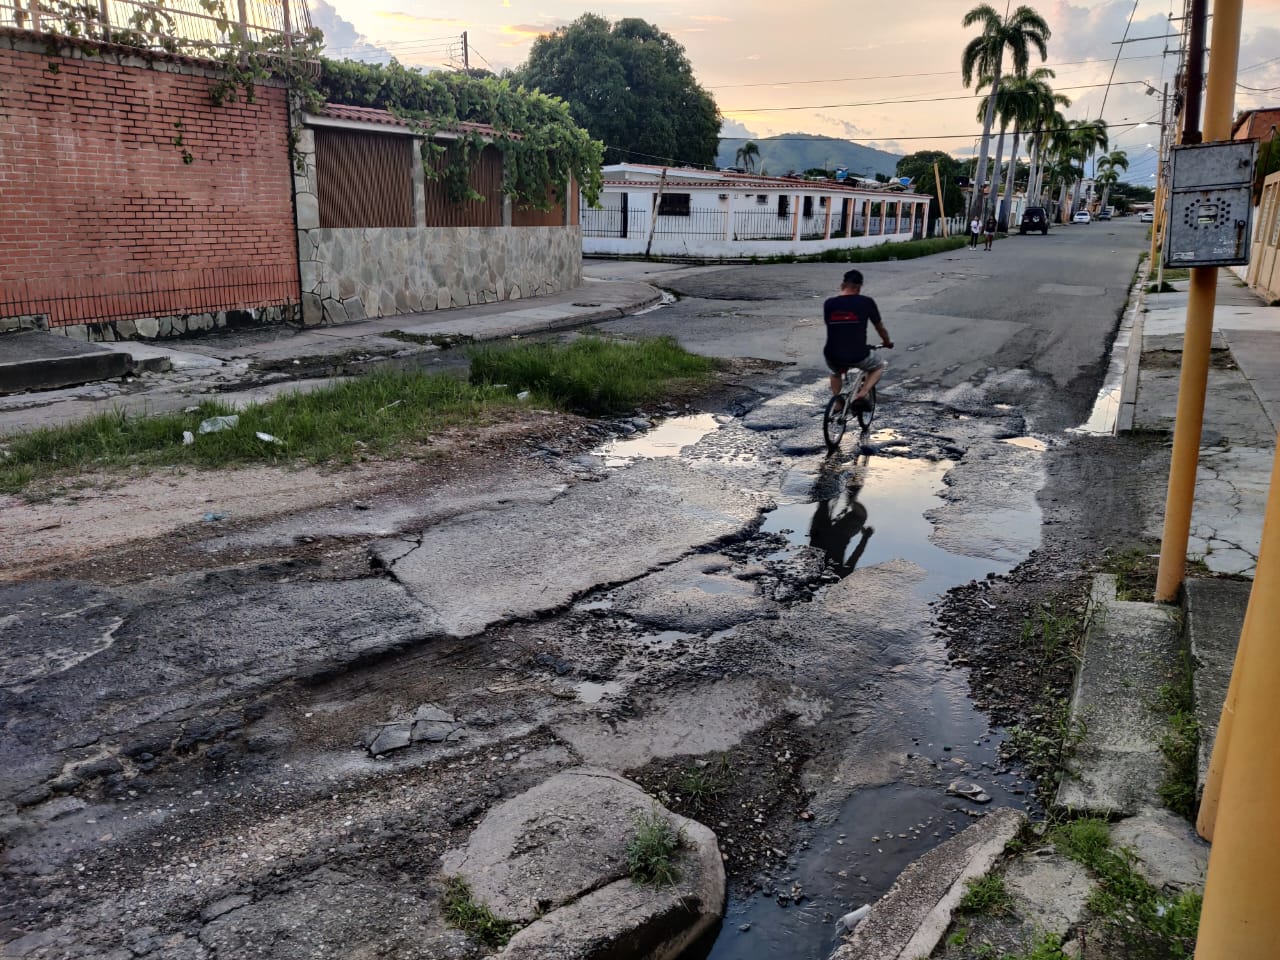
[33,304,298,343]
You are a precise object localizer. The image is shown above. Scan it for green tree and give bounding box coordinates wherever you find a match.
[897,150,965,234]
[735,140,760,173]
[960,4,1051,219]
[515,14,721,167]
[1095,149,1129,210]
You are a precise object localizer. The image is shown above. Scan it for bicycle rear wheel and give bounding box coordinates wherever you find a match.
[856,387,877,431]
[823,395,847,451]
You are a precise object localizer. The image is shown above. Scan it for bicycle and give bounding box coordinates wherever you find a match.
[823,347,883,452]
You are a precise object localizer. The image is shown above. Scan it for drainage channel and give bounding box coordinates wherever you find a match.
[592,408,1043,960]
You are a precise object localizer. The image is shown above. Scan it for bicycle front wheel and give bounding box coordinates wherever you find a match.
[856,387,877,431]
[823,395,847,452]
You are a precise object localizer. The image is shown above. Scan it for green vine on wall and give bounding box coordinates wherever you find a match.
[317,59,604,210]
[20,2,602,209]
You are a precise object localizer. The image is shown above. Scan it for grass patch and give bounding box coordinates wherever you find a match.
[442,876,518,948]
[746,235,969,265]
[1003,931,1069,960]
[1163,268,1191,281]
[957,873,1013,916]
[468,335,716,416]
[1053,817,1201,958]
[626,808,685,887]
[1101,546,1157,601]
[1005,696,1087,791]
[0,336,717,495]
[1019,602,1083,666]
[1155,652,1200,820]
[1147,281,1177,293]
[674,755,733,811]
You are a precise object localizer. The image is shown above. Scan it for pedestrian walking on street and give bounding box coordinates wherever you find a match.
[983,216,996,251]
[969,217,981,249]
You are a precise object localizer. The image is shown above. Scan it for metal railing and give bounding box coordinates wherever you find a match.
[0,0,313,56]
[581,206,648,239]
[732,209,794,241]
[652,208,726,238]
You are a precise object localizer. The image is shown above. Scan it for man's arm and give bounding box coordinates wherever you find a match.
[869,300,893,348]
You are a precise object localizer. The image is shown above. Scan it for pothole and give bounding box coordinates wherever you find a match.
[594,413,722,464]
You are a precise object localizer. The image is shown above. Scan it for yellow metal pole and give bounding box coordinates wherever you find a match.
[1186,0,1246,837]
[1195,435,1280,957]
[1153,0,1242,602]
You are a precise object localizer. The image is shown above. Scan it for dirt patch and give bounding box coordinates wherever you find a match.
[1140,348,1237,370]
[627,718,814,894]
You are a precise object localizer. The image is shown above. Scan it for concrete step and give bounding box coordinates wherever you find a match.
[0,330,132,394]
[1184,578,1251,800]
[1055,574,1185,816]
[831,808,1025,960]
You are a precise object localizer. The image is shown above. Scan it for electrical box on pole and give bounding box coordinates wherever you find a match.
[1164,141,1258,267]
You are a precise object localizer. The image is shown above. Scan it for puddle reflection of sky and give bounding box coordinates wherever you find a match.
[760,457,1010,596]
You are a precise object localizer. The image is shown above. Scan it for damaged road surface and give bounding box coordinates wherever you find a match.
[1,222,1151,960]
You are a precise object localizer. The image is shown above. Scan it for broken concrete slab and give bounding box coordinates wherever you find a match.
[441,768,724,960]
[608,553,779,632]
[371,458,767,638]
[832,807,1025,960]
[1110,807,1209,892]
[1002,850,1094,934]
[1055,575,1184,817]
[0,331,131,394]
[1185,578,1250,799]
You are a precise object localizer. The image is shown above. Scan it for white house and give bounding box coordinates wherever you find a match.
[581,164,932,259]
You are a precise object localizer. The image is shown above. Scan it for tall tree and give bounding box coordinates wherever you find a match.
[1066,119,1109,215]
[735,141,760,173]
[960,4,1051,219]
[516,14,721,167]
[1095,149,1129,210]
[896,150,965,235]
[997,69,1060,226]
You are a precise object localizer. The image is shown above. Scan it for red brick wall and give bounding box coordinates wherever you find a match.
[0,41,299,329]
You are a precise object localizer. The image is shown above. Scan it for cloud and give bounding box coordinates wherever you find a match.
[719,118,758,139]
[689,15,732,23]
[374,11,466,28]
[1040,1,1170,63]
[499,21,565,46]
[815,113,866,138]
[310,0,395,60]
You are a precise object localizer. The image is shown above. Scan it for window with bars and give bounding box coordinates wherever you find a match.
[657,193,692,217]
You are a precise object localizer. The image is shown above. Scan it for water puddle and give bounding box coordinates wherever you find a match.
[1001,436,1047,452]
[574,679,625,704]
[759,458,1010,595]
[595,413,721,464]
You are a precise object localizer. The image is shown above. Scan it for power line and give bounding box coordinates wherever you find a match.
[705,54,1167,90]
[724,80,1149,114]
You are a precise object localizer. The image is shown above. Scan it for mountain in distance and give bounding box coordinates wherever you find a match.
[715,133,901,179]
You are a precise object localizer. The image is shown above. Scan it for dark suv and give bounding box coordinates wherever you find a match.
[1020,206,1049,235]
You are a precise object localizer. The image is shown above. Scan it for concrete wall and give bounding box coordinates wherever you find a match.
[584,231,907,259]
[0,34,299,338]
[293,124,582,325]
[298,225,583,324]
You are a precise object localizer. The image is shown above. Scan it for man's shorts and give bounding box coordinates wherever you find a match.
[825,351,885,375]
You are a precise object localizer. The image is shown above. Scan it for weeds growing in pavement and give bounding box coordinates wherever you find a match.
[626,808,685,887]
[957,873,1014,916]
[442,876,518,947]
[674,756,733,810]
[1005,696,1087,792]
[1002,931,1070,960]
[1052,817,1201,958]
[1155,651,1201,820]
[0,337,717,494]
[1019,603,1083,666]
[468,335,716,416]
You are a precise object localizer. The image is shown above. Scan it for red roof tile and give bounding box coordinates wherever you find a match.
[315,103,501,138]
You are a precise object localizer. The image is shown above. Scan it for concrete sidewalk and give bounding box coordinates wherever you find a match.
[0,277,663,436]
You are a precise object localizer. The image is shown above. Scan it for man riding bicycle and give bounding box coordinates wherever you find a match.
[824,269,893,411]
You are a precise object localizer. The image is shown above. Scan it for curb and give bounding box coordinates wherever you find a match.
[1115,260,1153,434]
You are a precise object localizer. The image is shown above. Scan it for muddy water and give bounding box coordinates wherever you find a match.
[666,414,1043,958]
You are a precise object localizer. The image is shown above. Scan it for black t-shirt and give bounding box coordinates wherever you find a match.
[823,293,881,364]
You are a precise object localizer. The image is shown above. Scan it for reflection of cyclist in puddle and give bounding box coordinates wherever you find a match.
[809,463,874,575]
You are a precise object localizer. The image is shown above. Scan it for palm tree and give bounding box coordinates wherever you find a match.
[961,4,1051,219]
[1023,76,1071,209]
[1095,149,1129,211]
[1066,119,1108,215]
[989,71,1049,227]
[734,141,760,174]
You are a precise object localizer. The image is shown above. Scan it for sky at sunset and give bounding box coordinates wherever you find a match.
[313,0,1280,180]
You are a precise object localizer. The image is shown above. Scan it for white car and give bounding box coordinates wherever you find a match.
[1139,211,1155,222]
[1073,211,1091,224]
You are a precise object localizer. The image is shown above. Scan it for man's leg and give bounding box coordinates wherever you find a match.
[829,373,843,397]
[854,366,883,400]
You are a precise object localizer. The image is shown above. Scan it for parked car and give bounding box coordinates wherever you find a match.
[1139,211,1155,222]
[1019,206,1050,235]
[1073,211,1091,224]
[1097,209,1112,221]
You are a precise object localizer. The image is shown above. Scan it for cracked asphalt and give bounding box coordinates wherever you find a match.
[1,221,1161,960]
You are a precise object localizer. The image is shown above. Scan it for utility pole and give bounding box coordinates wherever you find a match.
[1154,0,1211,603]
[933,162,949,237]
